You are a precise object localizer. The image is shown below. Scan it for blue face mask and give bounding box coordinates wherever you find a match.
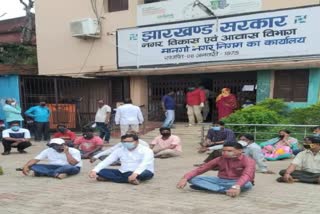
[122,142,136,150]
[212,126,221,131]
[11,126,20,131]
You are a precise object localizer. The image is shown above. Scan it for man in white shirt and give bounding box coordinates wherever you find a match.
[2,121,32,155]
[22,138,82,179]
[115,98,144,136]
[95,99,111,144]
[89,133,154,185]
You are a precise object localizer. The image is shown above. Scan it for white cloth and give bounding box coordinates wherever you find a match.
[120,124,139,136]
[93,144,154,175]
[35,148,82,167]
[93,139,149,159]
[115,104,144,125]
[207,144,223,151]
[95,105,111,123]
[2,128,31,139]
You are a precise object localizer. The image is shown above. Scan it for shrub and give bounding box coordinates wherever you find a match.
[289,103,320,125]
[255,98,290,116]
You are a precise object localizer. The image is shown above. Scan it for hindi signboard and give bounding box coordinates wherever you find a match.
[118,6,320,68]
[137,0,262,26]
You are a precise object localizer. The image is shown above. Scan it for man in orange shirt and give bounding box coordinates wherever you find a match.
[52,124,76,146]
[185,85,206,126]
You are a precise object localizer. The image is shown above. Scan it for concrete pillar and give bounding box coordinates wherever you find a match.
[130,76,148,120]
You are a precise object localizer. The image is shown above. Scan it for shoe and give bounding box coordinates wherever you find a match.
[1,151,10,155]
[18,150,27,154]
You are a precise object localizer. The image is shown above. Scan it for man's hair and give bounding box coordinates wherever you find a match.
[307,136,320,144]
[223,141,243,149]
[97,99,104,103]
[5,98,13,104]
[213,121,225,126]
[57,124,66,128]
[240,134,254,141]
[126,130,139,135]
[82,128,94,133]
[313,126,320,130]
[121,133,139,141]
[279,129,291,134]
[124,98,132,104]
[9,121,20,126]
[159,127,171,132]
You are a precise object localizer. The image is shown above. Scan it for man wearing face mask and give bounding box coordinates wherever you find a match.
[277,136,320,184]
[25,101,51,142]
[2,98,24,127]
[177,142,255,197]
[89,133,154,185]
[73,128,103,159]
[52,124,76,146]
[2,121,32,155]
[150,127,182,158]
[22,138,82,179]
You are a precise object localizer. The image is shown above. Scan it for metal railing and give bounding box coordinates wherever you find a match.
[201,123,318,143]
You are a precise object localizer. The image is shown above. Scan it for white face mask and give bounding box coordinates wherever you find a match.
[238,140,248,147]
[11,102,16,106]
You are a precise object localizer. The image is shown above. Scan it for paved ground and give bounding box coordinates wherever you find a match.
[0,124,319,214]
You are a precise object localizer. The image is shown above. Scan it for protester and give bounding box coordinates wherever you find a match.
[21,138,81,179]
[95,99,111,144]
[25,101,51,141]
[89,133,154,185]
[177,142,255,197]
[261,129,300,160]
[90,131,149,163]
[238,134,274,174]
[52,124,76,146]
[161,91,175,128]
[115,98,144,136]
[185,85,206,126]
[216,88,237,120]
[73,128,103,159]
[277,136,320,184]
[2,98,24,127]
[2,121,32,155]
[150,127,182,158]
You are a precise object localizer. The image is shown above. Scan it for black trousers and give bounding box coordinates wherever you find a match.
[279,169,320,184]
[34,122,50,141]
[2,140,32,152]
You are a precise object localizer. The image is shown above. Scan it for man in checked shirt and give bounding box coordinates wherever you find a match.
[177,142,255,197]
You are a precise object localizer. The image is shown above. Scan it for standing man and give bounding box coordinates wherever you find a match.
[177,142,255,197]
[25,101,50,142]
[2,121,32,155]
[22,138,81,179]
[161,91,175,128]
[185,85,206,126]
[89,133,154,185]
[95,99,111,144]
[115,98,144,136]
[2,98,24,127]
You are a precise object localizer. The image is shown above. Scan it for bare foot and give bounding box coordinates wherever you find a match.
[129,179,140,185]
[56,173,67,179]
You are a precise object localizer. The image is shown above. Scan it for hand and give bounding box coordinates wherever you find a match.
[128,173,139,183]
[283,173,294,183]
[89,171,97,179]
[226,188,241,197]
[90,157,97,163]
[63,145,69,153]
[200,102,204,108]
[22,166,30,176]
[176,178,188,189]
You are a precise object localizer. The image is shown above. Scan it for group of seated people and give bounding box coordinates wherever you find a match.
[2,120,320,198]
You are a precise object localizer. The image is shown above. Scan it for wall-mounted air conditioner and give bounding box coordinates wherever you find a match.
[70,18,100,38]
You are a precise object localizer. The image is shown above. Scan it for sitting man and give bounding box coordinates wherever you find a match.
[150,127,181,158]
[89,133,154,185]
[196,121,236,165]
[73,128,103,159]
[52,124,76,146]
[177,142,255,197]
[277,136,320,184]
[238,134,274,174]
[2,121,32,155]
[90,131,149,163]
[22,138,81,179]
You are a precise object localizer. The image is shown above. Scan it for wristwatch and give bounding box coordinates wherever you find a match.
[231,185,240,190]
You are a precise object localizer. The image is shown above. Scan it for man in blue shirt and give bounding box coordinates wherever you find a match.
[25,101,51,141]
[161,91,175,128]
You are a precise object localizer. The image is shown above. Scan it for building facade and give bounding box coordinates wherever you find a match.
[35,0,320,122]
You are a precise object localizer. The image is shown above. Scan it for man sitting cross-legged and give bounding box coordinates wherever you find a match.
[74,128,103,159]
[89,133,154,185]
[177,142,255,198]
[277,135,320,184]
[22,138,82,179]
[150,127,182,158]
